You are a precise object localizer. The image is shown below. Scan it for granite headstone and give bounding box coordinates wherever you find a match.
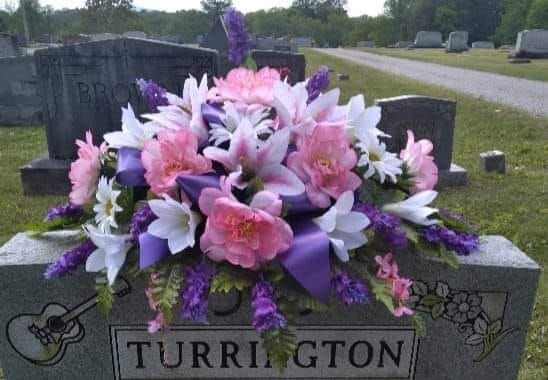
[357,41,375,48]
[255,37,298,52]
[472,41,495,49]
[375,95,467,188]
[123,31,147,39]
[0,33,19,58]
[251,50,306,85]
[446,31,469,53]
[513,29,548,58]
[91,33,122,42]
[199,16,233,76]
[0,231,539,379]
[396,41,414,48]
[21,38,219,195]
[414,31,443,48]
[480,150,506,174]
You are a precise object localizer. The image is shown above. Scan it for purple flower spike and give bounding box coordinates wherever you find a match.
[224,8,250,66]
[306,65,330,103]
[44,203,84,222]
[136,78,169,112]
[422,225,480,256]
[180,262,216,324]
[251,280,287,332]
[354,202,408,249]
[129,204,157,245]
[332,271,370,306]
[44,240,96,279]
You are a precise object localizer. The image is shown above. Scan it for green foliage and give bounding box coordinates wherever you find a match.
[150,263,183,323]
[25,215,87,236]
[358,178,405,206]
[526,0,548,29]
[261,327,297,373]
[415,239,459,269]
[95,272,115,316]
[412,313,427,337]
[371,279,395,314]
[210,265,254,293]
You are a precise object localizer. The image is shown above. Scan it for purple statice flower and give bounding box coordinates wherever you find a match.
[224,8,250,65]
[306,65,330,103]
[180,262,216,324]
[44,240,96,279]
[251,280,287,332]
[332,271,370,306]
[136,78,169,112]
[422,225,480,256]
[44,203,84,222]
[129,204,157,245]
[354,202,408,249]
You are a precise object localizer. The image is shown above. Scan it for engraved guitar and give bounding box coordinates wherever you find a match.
[6,277,131,366]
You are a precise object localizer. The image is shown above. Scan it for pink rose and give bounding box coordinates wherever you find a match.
[287,122,361,208]
[207,67,280,106]
[198,179,293,269]
[142,129,212,196]
[68,130,106,206]
[400,130,438,194]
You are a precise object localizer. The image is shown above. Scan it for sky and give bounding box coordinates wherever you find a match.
[28,0,385,17]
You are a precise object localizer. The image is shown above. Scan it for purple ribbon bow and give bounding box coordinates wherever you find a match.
[139,232,170,269]
[116,147,147,187]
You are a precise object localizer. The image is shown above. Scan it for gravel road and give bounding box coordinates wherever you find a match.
[316,48,548,117]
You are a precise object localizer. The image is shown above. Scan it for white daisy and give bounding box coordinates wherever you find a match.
[147,195,202,254]
[357,134,403,184]
[383,190,439,226]
[93,176,123,233]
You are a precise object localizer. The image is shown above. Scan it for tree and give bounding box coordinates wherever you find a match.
[200,0,233,20]
[495,0,533,44]
[83,0,137,33]
[526,0,548,29]
[433,5,458,38]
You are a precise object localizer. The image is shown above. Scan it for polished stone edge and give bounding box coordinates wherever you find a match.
[20,153,71,195]
[437,163,468,188]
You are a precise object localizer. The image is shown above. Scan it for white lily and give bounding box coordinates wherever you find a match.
[84,225,132,285]
[93,176,123,233]
[313,191,370,262]
[357,133,403,184]
[103,104,158,150]
[345,94,389,141]
[147,195,202,254]
[383,190,439,226]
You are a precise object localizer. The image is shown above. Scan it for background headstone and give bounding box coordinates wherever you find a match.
[90,33,121,42]
[472,41,495,49]
[480,150,506,174]
[123,31,147,39]
[337,73,349,80]
[0,33,19,58]
[447,31,469,52]
[513,29,548,58]
[22,38,219,195]
[0,232,539,379]
[254,37,298,52]
[199,16,233,76]
[414,31,443,48]
[63,34,92,45]
[291,36,313,48]
[251,50,306,85]
[356,41,375,48]
[396,41,414,48]
[375,95,467,188]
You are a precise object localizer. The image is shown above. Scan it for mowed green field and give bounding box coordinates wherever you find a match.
[355,47,548,82]
[0,50,546,378]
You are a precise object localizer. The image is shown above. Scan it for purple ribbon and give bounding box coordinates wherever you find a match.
[201,102,225,126]
[139,232,170,269]
[279,219,331,303]
[176,174,220,204]
[282,193,318,216]
[116,147,147,187]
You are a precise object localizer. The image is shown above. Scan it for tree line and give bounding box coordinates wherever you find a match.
[1,0,547,47]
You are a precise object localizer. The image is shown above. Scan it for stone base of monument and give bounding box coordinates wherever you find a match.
[20,154,71,195]
[0,231,539,379]
[437,163,468,188]
[508,57,532,64]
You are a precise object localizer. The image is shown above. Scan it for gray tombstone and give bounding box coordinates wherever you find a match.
[21,38,219,195]
[123,31,147,39]
[396,41,414,48]
[251,50,306,85]
[357,41,375,48]
[472,41,495,49]
[0,33,19,58]
[375,95,467,188]
[255,37,298,53]
[480,150,506,174]
[414,31,443,48]
[0,56,42,126]
[0,231,540,379]
[291,36,313,48]
[90,33,122,42]
[200,16,234,76]
[513,29,548,58]
[446,31,469,53]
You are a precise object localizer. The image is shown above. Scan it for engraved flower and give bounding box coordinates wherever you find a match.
[446,293,482,323]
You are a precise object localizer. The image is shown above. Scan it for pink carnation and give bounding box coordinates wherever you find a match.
[68,130,106,206]
[287,122,361,208]
[141,129,212,196]
[207,67,280,106]
[198,179,293,270]
[400,130,438,194]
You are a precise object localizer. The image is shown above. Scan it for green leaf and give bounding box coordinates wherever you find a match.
[114,187,135,225]
[372,281,395,314]
[262,264,285,283]
[244,55,257,71]
[95,272,114,316]
[25,217,83,236]
[412,314,427,337]
[358,178,405,206]
[401,223,419,244]
[261,327,297,373]
[415,239,459,269]
[419,294,444,307]
[210,266,254,293]
[151,263,183,323]
[431,303,445,320]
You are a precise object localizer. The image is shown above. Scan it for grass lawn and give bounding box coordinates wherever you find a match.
[307,49,547,379]
[0,51,545,379]
[354,47,548,82]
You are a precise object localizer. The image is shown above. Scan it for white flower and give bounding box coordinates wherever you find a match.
[357,133,403,184]
[84,225,132,285]
[383,190,439,226]
[103,104,158,150]
[147,195,202,254]
[93,177,123,233]
[345,94,389,141]
[313,191,370,262]
[209,102,273,146]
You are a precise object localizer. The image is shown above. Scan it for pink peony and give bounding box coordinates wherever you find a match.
[69,130,106,206]
[198,179,293,269]
[207,67,280,106]
[141,129,212,196]
[400,130,438,194]
[287,122,361,208]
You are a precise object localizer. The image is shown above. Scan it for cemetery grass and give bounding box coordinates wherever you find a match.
[355,47,548,82]
[307,50,548,380]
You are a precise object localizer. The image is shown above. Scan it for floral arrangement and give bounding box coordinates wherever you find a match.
[33,8,480,372]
